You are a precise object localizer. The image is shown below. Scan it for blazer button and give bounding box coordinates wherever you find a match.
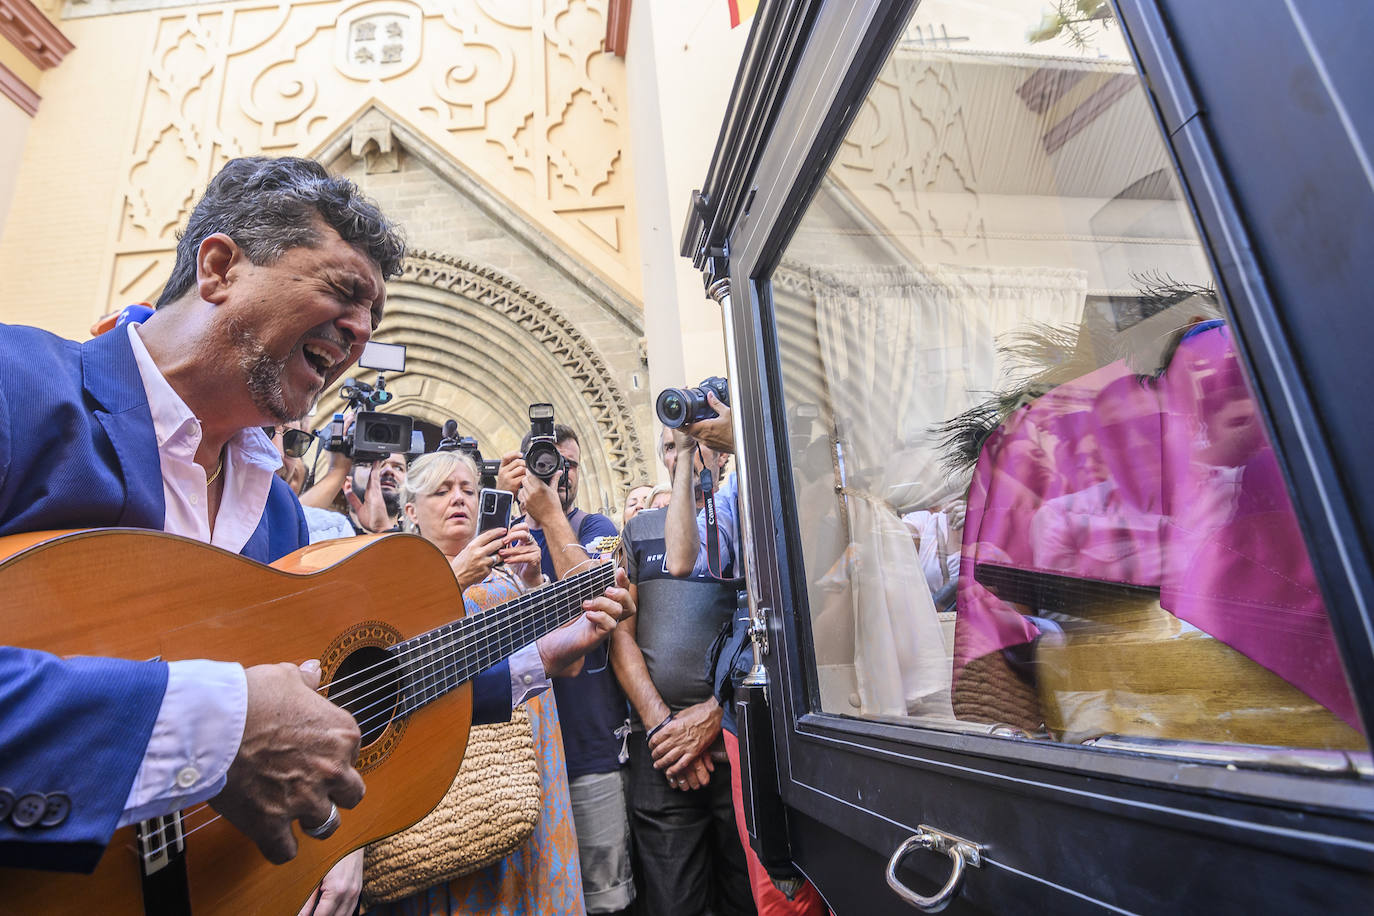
[40,793,72,827]
[0,789,14,822]
[11,793,47,829]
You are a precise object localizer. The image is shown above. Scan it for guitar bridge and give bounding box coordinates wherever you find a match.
[136,812,192,914]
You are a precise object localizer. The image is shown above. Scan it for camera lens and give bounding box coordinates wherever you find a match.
[656,388,688,427]
[525,440,563,482]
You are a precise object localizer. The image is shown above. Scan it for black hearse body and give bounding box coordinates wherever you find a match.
[680,1,1374,912]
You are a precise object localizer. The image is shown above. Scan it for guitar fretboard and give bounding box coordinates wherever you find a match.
[390,562,616,716]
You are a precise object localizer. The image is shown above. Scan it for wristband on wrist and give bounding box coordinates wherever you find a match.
[646,712,675,741]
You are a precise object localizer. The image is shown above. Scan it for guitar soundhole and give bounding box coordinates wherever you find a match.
[329,646,402,746]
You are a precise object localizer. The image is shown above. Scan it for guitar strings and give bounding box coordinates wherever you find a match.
[322,562,614,703]
[136,563,617,864]
[138,574,601,864]
[322,569,593,698]
[337,549,606,694]
[320,564,614,728]
[337,568,612,739]
[140,572,609,863]
[319,564,617,728]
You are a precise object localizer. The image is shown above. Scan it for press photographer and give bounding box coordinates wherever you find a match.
[300,342,419,536]
[610,406,752,916]
[499,404,636,914]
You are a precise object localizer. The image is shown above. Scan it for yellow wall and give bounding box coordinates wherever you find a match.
[0,12,145,336]
[0,0,640,340]
[0,95,31,232]
[0,39,42,90]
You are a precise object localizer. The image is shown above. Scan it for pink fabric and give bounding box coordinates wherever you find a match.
[954,325,1359,729]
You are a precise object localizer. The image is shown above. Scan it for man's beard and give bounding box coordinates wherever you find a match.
[557,475,575,513]
[381,488,402,517]
[230,321,299,423]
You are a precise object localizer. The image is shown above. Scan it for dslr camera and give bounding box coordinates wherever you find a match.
[524,403,565,484]
[322,342,416,463]
[437,420,500,490]
[656,376,730,429]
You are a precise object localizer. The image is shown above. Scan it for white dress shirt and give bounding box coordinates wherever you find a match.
[118,322,548,827]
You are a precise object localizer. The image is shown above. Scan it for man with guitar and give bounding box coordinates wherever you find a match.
[0,156,635,913]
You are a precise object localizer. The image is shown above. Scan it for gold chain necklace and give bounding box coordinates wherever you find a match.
[206,453,225,487]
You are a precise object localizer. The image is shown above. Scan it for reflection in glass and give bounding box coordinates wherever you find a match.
[775,0,1367,767]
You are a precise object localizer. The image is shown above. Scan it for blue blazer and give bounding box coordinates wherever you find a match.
[0,324,509,871]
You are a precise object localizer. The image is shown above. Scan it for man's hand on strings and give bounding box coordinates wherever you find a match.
[535,567,634,677]
[212,660,365,865]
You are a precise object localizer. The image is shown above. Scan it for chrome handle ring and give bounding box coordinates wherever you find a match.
[885,829,970,912]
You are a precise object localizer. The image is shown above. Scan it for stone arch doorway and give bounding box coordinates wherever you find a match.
[316,250,647,516]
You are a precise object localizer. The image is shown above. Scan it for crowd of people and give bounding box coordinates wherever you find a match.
[0,155,829,915]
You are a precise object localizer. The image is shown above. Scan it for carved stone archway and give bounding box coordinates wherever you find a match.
[317,250,648,514]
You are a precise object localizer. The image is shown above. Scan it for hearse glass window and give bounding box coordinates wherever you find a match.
[773,0,1369,769]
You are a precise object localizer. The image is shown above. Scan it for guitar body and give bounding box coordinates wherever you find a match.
[0,529,478,915]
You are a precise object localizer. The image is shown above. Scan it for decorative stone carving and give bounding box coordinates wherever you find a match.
[107,0,636,311]
[350,105,398,173]
[334,1,421,81]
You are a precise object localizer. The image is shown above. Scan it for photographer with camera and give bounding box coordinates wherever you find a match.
[310,362,415,536]
[294,412,409,539]
[612,411,751,916]
[657,381,827,916]
[343,452,407,534]
[660,378,737,580]
[500,406,636,915]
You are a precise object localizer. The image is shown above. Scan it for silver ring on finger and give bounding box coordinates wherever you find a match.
[301,802,340,840]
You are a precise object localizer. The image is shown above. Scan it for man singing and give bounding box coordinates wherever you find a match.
[0,157,633,914]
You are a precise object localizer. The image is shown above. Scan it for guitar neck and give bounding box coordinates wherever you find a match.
[391,562,615,716]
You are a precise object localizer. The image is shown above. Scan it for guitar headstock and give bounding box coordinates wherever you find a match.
[588,534,621,558]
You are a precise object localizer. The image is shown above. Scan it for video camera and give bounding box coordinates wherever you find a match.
[321,342,417,463]
[436,420,500,490]
[524,403,565,484]
[656,376,730,429]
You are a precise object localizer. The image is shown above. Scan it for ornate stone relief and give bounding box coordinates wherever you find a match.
[832,51,988,261]
[106,0,635,310]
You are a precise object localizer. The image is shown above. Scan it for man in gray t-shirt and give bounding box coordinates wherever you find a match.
[611,451,753,915]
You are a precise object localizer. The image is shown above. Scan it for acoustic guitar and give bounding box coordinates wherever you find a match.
[0,528,616,915]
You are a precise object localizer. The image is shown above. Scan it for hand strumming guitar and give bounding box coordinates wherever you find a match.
[211,660,365,865]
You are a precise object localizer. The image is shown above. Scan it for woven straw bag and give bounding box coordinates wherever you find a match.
[361,703,541,905]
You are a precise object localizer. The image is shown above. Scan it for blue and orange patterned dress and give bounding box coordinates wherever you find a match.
[371,572,586,916]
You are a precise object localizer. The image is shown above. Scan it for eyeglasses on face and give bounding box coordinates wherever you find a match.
[264,426,316,458]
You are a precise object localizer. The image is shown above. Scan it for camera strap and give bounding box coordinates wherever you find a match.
[698,446,723,579]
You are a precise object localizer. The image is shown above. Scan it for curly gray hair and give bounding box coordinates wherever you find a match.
[156,156,406,308]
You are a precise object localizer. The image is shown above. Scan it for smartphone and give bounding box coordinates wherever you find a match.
[477,488,514,537]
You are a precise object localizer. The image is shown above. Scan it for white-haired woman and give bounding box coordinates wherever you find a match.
[401,450,544,591]
[369,449,587,915]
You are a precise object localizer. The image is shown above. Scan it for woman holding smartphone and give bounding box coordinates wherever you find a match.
[363,448,587,915]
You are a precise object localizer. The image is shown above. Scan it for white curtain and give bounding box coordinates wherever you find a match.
[800,262,1085,718]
